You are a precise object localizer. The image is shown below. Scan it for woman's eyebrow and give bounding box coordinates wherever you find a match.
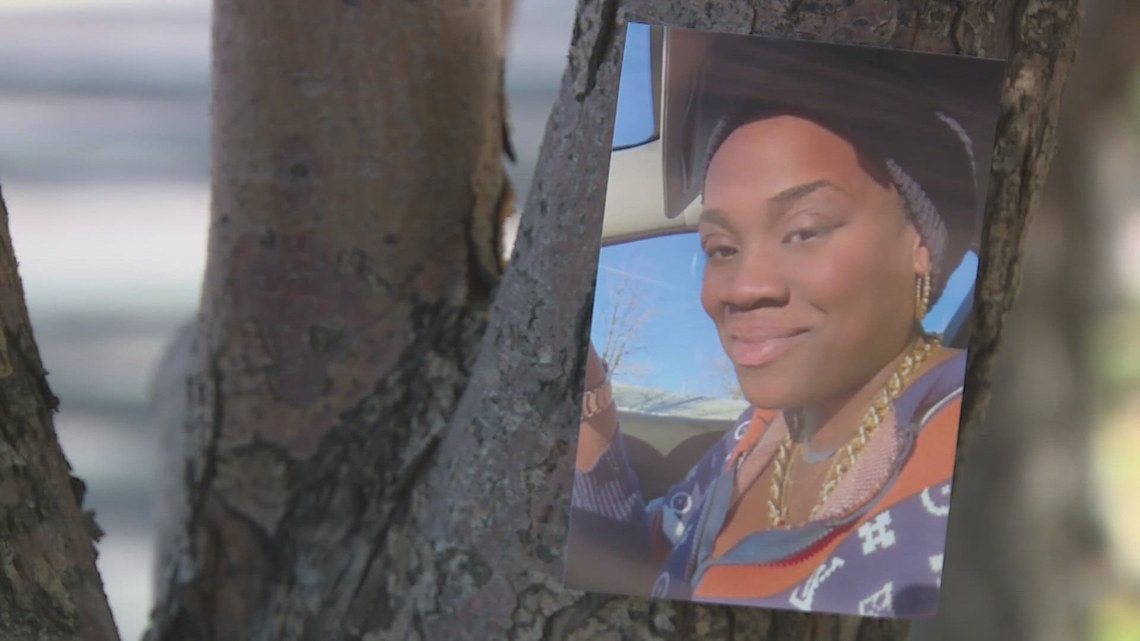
[698,208,731,228]
[698,180,843,228]
[769,179,841,207]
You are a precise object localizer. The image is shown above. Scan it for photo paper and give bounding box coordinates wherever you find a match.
[566,23,1005,618]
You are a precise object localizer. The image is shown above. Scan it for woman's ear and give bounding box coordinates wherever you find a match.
[912,229,932,276]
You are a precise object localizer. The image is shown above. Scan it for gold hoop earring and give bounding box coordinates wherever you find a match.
[915,272,931,322]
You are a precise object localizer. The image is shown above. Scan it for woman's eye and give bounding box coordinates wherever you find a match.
[787,229,818,243]
[783,226,831,244]
[702,244,737,260]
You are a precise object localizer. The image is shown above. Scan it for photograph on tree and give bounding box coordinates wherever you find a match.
[567,24,1005,618]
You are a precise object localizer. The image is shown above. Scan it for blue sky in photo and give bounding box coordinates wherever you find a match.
[590,26,978,399]
[612,22,655,148]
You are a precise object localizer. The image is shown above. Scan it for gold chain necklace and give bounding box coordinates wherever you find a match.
[766,335,941,529]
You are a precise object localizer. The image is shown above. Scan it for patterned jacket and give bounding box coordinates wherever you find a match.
[568,351,965,618]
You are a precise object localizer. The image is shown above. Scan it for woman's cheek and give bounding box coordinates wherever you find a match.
[792,248,864,311]
[700,269,722,323]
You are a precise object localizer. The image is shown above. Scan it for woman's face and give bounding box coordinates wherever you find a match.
[699,115,929,411]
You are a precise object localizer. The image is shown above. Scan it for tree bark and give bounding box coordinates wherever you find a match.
[0,191,119,640]
[913,1,1139,638]
[145,0,1084,640]
[145,2,509,639]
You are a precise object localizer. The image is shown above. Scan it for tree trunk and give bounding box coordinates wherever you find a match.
[143,1,1083,640]
[144,2,509,639]
[913,1,1139,638]
[0,192,120,640]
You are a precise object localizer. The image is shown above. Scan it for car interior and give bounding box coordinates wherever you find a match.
[597,25,980,502]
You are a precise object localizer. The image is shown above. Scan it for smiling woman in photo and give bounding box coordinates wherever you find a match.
[567,29,1002,618]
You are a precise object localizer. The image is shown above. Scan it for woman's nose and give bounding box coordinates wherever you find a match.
[720,249,790,311]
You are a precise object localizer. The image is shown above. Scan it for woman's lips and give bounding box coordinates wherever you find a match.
[724,328,808,367]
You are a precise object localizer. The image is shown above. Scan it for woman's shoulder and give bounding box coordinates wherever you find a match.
[885,346,963,497]
[919,345,966,384]
[678,406,781,484]
[897,346,965,430]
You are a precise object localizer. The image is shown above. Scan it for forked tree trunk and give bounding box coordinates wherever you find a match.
[0,0,1084,640]
[141,0,1083,640]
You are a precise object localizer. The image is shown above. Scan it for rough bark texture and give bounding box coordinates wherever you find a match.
[954,0,1085,454]
[0,191,120,640]
[145,0,1084,640]
[912,1,1137,638]
[145,2,508,639]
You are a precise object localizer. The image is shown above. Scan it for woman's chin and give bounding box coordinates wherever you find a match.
[735,372,805,411]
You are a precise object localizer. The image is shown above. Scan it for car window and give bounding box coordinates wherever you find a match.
[926,249,978,341]
[611,22,656,150]
[590,233,979,420]
[591,232,748,421]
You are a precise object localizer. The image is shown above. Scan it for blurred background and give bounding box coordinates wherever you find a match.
[0,1,1137,640]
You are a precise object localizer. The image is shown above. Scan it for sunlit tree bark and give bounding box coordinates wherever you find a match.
[147,0,1082,639]
[0,0,1086,639]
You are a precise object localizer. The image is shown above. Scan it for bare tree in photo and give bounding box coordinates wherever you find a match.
[596,265,656,382]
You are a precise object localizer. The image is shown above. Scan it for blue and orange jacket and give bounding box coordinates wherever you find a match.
[567,350,964,617]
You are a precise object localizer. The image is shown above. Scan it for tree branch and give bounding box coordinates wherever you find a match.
[0,190,119,641]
